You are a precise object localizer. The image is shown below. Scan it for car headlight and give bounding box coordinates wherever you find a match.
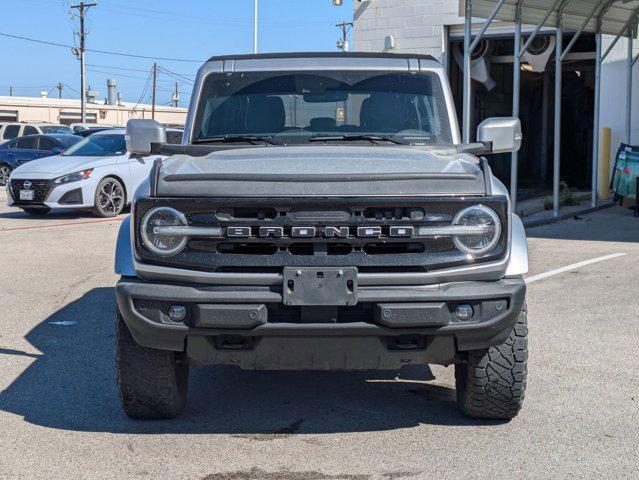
[452,205,501,255]
[54,168,93,184]
[140,207,188,256]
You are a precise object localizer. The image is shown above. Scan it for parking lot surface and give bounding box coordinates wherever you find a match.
[0,202,637,480]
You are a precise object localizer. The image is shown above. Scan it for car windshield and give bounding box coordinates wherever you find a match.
[40,125,73,135]
[57,136,83,148]
[62,134,126,156]
[192,70,453,145]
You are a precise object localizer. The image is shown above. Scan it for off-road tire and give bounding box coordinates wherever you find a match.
[116,310,189,419]
[22,207,51,215]
[455,304,528,420]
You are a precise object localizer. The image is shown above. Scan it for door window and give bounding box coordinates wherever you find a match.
[38,137,59,151]
[23,126,39,136]
[2,125,20,140]
[15,137,38,150]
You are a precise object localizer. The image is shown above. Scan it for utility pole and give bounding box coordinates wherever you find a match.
[71,2,97,123]
[336,21,352,52]
[57,82,63,99]
[253,0,258,54]
[151,62,157,119]
[173,82,179,108]
[9,86,12,97]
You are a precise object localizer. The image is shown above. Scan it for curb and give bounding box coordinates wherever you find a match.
[523,201,616,228]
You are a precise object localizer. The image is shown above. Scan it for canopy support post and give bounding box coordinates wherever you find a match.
[462,0,473,143]
[626,22,635,144]
[591,28,602,208]
[511,2,522,211]
[553,26,563,219]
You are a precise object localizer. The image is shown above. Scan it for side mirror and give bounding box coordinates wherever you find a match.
[477,117,522,154]
[126,119,166,155]
[51,147,62,154]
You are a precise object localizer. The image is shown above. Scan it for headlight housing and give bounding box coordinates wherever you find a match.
[54,168,93,184]
[140,207,188,256]
[452,205,501,255]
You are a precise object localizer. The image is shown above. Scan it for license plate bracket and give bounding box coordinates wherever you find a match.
[19,190,34,201]
[283,267,357,306]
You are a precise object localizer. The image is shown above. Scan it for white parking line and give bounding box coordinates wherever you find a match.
[525,253,627,284]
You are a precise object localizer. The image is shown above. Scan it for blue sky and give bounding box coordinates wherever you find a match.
[1,0,352,105]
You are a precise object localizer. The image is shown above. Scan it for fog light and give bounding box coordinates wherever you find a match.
[168,305,187,322]
[454,304,474,321]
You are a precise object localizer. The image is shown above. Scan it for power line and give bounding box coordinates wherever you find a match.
[0,31,204,63]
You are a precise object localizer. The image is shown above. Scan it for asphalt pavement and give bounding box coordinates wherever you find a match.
[0,202,637,480]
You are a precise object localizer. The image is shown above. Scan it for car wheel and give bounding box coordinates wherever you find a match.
[22,208,51,216]
[0,164,11,186]
[455,304,528,420]
[92,177,125,218]
[116,308,189,419]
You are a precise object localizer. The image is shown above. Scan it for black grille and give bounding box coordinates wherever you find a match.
[134,196,509,274]
[10,179,52,204]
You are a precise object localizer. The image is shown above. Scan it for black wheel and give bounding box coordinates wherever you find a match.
[92,177,125,217]
[21,207,51,216]
[116,309,189,419]
[0,164,11,186]
[455,304,528,420]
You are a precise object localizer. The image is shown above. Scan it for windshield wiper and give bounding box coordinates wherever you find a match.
[309,134,405,145]
[193,135,280,145]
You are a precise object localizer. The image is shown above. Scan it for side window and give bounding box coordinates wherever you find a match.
[38,137,58,151]
[15,137,38,150]
[23,126,39,136]
[3,125,20,140]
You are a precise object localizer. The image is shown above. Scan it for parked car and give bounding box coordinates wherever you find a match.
[0,122,73,144]
[7,128,182,217]
[69,123,118,133]
[76,127,114,138]
[0,134,82,185]
[113,52,529,421]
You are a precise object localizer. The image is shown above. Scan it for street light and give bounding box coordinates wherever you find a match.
[333,0,343,5]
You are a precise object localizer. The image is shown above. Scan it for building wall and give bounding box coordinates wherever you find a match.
[600,37,639,151]
[352,0,461,61]
[351,0,639,173]
[0,96,187,127]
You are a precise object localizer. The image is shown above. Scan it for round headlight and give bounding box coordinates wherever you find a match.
[140,207,188,256]
[452,205,501,255]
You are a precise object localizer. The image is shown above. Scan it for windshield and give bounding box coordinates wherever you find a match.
[62,134,126,156]
[40,126,73,135]
[57,136,83,148]
[193,71,453,145]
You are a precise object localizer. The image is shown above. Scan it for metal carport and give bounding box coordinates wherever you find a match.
[459,0,639,216]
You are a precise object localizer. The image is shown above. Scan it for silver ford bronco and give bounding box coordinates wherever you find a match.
[115,52,529,420]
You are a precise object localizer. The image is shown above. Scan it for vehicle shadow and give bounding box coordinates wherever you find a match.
[0,287,503,434]
[0,207,129,221]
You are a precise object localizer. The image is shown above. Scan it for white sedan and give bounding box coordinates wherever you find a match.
[7,129,162,217]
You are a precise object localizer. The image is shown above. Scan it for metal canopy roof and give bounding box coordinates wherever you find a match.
[462,1,639,36]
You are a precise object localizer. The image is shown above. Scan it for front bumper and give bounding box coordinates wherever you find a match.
[7,177,97,209]
[116,277,526,370]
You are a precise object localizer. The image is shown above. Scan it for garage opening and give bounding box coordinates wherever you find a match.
[0,110,19,122]
[58,111,97,126]
[448,31,596,203]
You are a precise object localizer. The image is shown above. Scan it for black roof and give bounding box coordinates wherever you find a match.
[206,51,437,63]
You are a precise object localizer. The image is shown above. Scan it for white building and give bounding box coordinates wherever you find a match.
[351,0,638,200]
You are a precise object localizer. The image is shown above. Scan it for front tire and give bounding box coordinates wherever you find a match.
[116,309,189,419]
[92,177,125,217]
[0,164,11,186]
[455,305,528,420]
